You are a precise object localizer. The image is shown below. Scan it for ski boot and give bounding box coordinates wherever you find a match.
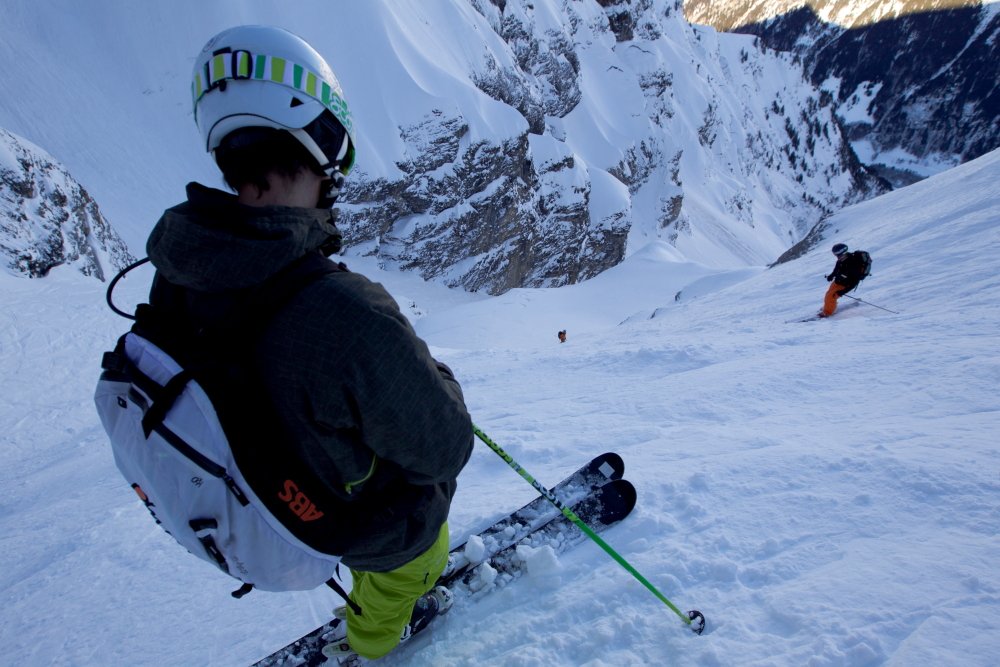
[402,585,454,639]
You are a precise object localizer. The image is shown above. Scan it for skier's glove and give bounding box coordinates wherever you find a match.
[825,274,833,281]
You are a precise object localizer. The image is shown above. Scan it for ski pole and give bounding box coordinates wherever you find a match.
[842,294,899,314]
[473,424,706,634]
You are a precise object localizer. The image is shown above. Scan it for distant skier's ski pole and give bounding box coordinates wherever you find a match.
[473,424,705,634]
[842,294,899,314]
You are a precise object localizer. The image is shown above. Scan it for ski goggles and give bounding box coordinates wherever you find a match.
[292,110,355,177]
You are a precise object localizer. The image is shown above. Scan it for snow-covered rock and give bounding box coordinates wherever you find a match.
[0,128,133,280]
[334,0,883,293]
[686,0,1000,186]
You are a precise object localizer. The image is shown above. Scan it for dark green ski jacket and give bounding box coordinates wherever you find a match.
[146,183,473,571]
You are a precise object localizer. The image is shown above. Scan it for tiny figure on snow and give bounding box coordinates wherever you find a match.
[820,243,872,317]
[557,330,567,343]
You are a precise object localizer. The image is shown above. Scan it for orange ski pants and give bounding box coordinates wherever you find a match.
[822,282,847,316]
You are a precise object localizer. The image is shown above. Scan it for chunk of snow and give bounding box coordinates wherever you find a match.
[463,534,487,562]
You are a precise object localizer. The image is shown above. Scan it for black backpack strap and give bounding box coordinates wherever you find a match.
[126,251,345,432]
[203,251,347,346]
[327,576,363,616]
[134,251,345,353]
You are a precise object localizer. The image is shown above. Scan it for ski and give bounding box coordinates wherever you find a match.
[453,478,637,592]
[441,451,624,582]
[252,617,348,667]
[251,453,625,667]
[787,313,825,323]
[786,300,859,323]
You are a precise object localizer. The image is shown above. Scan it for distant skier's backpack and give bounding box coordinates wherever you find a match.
[94,252,355,595]
[852,250,872,281]
[840,250,872,286]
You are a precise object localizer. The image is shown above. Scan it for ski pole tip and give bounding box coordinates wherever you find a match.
[687,610,706,635]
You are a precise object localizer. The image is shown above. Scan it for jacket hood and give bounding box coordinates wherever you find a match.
[146,182,343,291]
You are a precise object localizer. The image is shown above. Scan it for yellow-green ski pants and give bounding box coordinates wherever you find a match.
[346,522,450,659]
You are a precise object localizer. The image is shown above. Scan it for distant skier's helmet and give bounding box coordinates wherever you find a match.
[192,25,356,176]
[832,243,849,256]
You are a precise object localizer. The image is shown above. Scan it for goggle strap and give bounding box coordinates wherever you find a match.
[193,51,353,138]
[334,133,350,163]
[289,128,334,174]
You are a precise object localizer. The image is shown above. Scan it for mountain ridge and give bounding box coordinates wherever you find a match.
[1,0,883,290]
[685,0,1000,186]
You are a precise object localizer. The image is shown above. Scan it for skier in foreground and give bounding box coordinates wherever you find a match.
[154,25,473,661]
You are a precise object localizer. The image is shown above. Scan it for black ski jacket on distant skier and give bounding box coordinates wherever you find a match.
[825,251,869,295]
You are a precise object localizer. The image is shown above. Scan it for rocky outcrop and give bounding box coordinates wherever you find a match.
[337,111,627,292]
[332,0,884,293]
[1,128,133,280]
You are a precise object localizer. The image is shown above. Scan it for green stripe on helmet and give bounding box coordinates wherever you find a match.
[270,57,286,83]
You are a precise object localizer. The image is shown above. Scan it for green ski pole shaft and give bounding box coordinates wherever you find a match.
[473,424,705,634]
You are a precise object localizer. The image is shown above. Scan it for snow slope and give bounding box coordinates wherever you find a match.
[2,129,998,667]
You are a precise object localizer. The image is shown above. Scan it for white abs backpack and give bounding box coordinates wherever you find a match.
[94,252,357,601]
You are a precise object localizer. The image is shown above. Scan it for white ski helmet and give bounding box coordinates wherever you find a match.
[192,25,356,178]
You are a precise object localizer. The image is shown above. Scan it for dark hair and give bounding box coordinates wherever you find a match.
[214,127,324,193]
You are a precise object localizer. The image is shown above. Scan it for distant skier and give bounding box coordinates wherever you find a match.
[558,329,567,343]
[820,243,872,317]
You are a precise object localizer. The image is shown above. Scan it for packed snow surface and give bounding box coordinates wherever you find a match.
[2,134,998,666]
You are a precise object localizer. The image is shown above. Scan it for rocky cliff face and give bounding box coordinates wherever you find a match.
[1,128,133,280]
[0,0,886,295]
[685,1,1000,185]
[333,0,884,294]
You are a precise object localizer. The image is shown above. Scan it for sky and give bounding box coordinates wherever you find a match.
[1,139,998,666]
